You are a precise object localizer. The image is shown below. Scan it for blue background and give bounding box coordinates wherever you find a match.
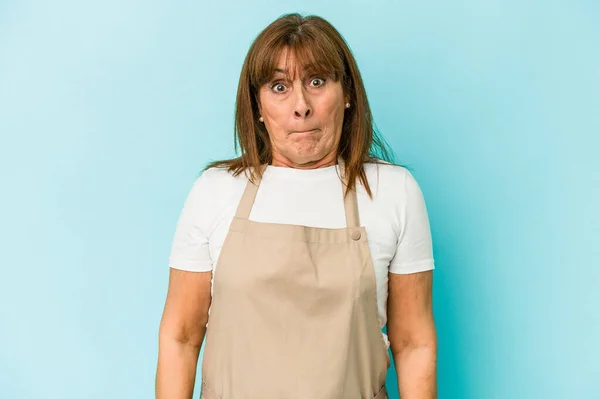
[1,1,598,398]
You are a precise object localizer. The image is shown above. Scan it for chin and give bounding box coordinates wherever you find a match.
[290,152,334,166]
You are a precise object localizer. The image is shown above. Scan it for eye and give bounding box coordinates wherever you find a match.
[270,82,288,93]
[310,77,326,87]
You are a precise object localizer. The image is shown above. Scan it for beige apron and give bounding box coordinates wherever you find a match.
[201,161,390,399]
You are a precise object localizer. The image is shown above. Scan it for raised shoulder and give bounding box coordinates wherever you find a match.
[191,166,249,200]
[361,161,413,199]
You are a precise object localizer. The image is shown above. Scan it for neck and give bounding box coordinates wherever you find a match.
[270,152,338,169]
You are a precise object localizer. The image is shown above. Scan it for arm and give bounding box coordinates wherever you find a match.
[387,270,437,399]
[156,268,212,399]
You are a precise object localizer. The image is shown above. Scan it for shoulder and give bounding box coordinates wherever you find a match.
[183,166,249,215]
[362,160,417,199]
[363,160,411,179]
[196,165,248,184]
[191,166,249,195]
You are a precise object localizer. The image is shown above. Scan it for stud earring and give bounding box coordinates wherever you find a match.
[345,102,350,108]
[259,116,264,122]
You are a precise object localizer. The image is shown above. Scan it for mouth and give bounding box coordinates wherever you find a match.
[291,128,319,134]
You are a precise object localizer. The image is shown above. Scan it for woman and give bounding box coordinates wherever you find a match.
[156,13,437,399]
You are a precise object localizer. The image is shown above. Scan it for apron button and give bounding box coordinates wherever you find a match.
[351,230,362,240]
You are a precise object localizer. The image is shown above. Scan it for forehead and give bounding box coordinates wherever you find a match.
[252,41,343,90]
[269,47,328,80]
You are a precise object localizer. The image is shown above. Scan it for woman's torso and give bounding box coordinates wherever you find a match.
[180,161,434,347]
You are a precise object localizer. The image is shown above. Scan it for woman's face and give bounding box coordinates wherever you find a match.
[257,48,348,169]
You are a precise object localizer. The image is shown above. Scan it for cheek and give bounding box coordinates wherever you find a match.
[263,103,289,127]
[317,106,344,132]
[262,107,290,143]
[316,93,344,120]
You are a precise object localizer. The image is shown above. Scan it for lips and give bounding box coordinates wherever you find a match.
[292,128,319,134]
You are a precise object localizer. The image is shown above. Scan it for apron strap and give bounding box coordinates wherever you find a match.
[343,187,360,228]
[338,158,360,228]
[235,168,263,220]
[234,159,361,229]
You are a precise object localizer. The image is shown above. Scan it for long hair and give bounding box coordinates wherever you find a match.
[204,13,396,198]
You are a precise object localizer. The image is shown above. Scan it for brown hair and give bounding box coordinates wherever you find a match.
[204,12,395,198]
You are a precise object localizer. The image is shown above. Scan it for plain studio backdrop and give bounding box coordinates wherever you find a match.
[0,1,598,398]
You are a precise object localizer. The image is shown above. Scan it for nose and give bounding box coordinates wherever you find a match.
[293,85,312,119]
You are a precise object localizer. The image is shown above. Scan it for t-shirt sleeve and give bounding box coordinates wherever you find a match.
[168,172,214,272]
[388,170,435,274]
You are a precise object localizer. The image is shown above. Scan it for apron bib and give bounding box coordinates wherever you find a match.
[201,161,390,399]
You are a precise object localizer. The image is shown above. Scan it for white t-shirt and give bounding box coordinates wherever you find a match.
[168,161,435,342]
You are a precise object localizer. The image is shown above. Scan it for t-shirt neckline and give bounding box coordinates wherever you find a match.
[263,163,341,180]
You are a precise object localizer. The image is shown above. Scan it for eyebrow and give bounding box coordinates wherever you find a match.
[271,69,298,81]
[272,67,320,79]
